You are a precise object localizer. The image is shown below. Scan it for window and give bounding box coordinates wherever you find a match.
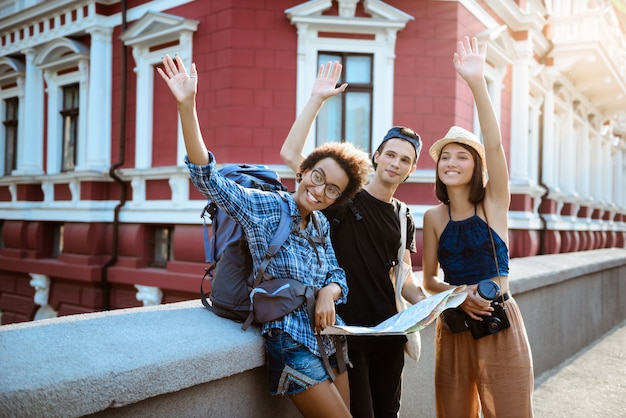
[151,226,173,268]
[60,84,79,172]
[121,11,199,169]
[34,37,94,174]
[3,97,18,176]
[286,0,412,157]
[316,53,373,152]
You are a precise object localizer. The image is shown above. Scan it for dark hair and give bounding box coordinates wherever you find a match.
[373,126,421,169]
[434,142,485,205]
[296,142,371,206]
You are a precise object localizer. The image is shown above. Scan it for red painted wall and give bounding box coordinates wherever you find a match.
[1,1,623,325]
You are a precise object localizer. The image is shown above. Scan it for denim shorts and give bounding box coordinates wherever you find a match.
[264,329,339,396]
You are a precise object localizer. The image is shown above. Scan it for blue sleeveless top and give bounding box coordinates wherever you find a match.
[438,206,509,286]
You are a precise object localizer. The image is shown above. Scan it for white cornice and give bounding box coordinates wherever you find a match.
[286,0,412,25]
[120,11,199,47]
[485,0,547,33]
[285,0,333,17]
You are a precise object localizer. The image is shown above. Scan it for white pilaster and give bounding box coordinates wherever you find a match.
[82,26,113,171]
[509,41,533,186]
[559,107,576,195]
[602,137,612,206]
[16,49,44,175]
[132,45,153,169]
[577,122,591,201]
[541,88,557,189]
[75,58,90,170]
[43,69,62,174]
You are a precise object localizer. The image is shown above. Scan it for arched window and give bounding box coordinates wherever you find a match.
[34,38,89,174]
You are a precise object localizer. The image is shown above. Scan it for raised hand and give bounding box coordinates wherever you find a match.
[311,61,348,101]
[157,54,198,105]
[453,36,486,84]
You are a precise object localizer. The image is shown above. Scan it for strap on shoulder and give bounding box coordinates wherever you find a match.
[308,211,326,244]
[242,196,292,331]
[395,199,408,264]
[348,198,362,221]
[201,203,219,264]
[252,196,291,288]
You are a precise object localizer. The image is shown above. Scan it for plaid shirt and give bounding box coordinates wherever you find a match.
[186,153,348,357]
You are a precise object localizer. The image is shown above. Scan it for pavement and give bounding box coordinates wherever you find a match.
[532,320,626,418]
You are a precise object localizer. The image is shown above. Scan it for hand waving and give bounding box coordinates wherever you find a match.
[311,61,348,101]
[157,54,198,105]
[453,36,486,84]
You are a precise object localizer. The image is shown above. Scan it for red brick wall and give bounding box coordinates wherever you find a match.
[0,271,36,324]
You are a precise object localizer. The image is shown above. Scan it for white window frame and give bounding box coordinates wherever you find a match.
[121,11,199,170]
[34,38,90,175]
[285,0,413,155]
[0,57,25,176]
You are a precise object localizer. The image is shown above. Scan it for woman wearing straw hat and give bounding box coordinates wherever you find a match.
[422,37,534,417]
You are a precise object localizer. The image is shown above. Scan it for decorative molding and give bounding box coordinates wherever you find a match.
[285,0,413,154]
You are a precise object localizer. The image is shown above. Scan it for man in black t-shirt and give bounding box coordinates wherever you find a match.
[281,61,426,418]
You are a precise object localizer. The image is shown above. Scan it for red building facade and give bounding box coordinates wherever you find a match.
[1,0,624,324]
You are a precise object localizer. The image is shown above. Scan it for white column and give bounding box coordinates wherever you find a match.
[541,88,558,189]
[43,69,62,174]
[75,59,90,170]
[82,26,113,171]
[509,41,533,186]
[601,140,609,206]
[577,123,591,201]
[16,48,44,175]
[591,131,602,202]
[528,97,541,186]
[559,107,576,195]
[132,46,153,169]
[615,146,625,208]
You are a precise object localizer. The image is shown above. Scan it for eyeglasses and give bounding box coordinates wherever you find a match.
[309,168,343,200]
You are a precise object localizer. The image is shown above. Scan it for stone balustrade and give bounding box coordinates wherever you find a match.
[1,248,625,417]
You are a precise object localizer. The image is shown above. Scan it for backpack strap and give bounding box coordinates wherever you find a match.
[309,211,326,244]
[300,286,347,382]
[389,198,407,267]
[201,203,217,264]
[294,211,327,266]
[241,196,293,330]
[348,198,362,221]
[200,204,217,311]
[330,198,361,231]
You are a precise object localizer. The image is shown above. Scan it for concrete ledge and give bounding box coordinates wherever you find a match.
[1,248,625,417]
[0,301,285,417]
[509,248,626,377]
[509,247,626,294]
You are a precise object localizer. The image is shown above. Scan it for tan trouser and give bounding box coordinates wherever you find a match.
[434,298,534,418]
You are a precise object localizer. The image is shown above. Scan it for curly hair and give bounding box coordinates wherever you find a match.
[296,142,372,206]
[434,142,485,205]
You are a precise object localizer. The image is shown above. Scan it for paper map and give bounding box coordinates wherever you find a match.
[321,286,467,336]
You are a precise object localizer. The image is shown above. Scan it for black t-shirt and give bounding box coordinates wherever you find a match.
[324,189,416,350]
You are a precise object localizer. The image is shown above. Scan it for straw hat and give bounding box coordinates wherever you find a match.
[429,126,488,185]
